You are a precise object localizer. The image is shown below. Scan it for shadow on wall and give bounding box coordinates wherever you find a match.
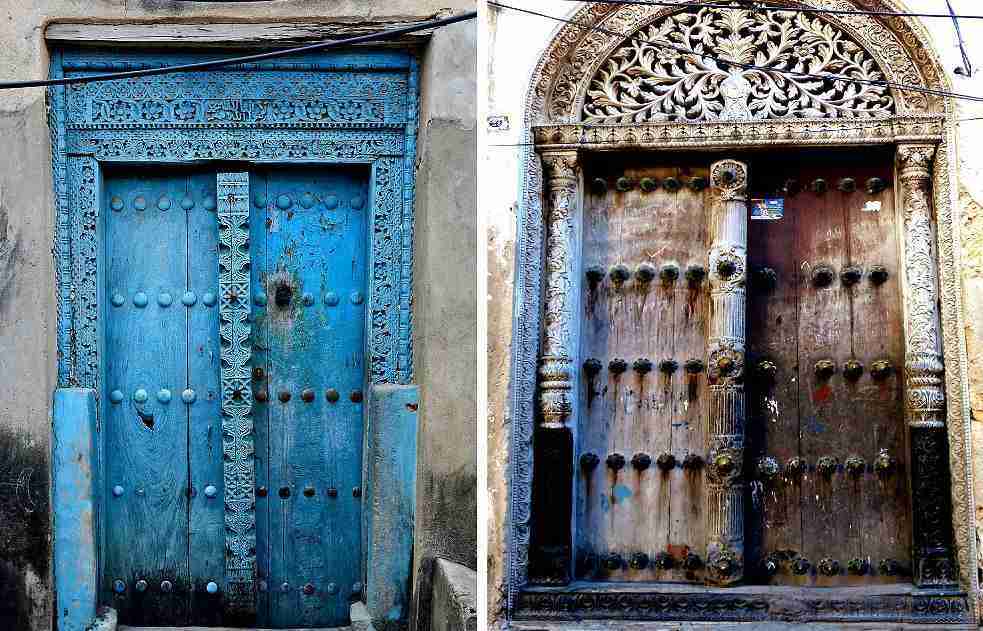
[0,427,50,629]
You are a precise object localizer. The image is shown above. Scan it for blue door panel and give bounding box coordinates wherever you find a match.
[103,166,368,628]
[103,169,220,625]
[251,167,368,628]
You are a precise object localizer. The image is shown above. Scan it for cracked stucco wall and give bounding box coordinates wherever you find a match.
[483,1,983,626]
[0,2,475,630]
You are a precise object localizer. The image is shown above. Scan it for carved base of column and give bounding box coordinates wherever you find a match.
[910,426,958,587]
[705,484,744,586]
[528,428,574,585]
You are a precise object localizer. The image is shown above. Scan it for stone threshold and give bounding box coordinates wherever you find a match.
[510,623,976,631]
[109,602,375,631]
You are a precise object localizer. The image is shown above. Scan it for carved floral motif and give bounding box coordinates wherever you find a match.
[584,6,895,123]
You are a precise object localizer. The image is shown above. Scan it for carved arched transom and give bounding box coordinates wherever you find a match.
[583,6,895,123]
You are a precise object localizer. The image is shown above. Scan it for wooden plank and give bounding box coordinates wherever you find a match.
[186,172,224,623]
[664,165,709,583]
[104,170,191,624]
[45,20,438,46]
[745,157,802,583]
[250,171,272,624]
[795,157,853,588]
[843,155,910,584]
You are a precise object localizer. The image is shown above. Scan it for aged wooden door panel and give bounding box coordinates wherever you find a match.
[250,167,369,627]
[745,148,909,586]
[103,168,224,625]
[577,156,710,582]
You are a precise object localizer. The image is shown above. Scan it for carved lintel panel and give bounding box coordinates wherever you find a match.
[705,159,748,586]
[897,143,957,587]
[217,172,257,618]
[538,151,580,429]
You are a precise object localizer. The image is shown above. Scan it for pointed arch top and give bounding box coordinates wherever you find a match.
[532,0,948,125]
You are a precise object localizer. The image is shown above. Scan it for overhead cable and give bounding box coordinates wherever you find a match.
[0,10,477,90]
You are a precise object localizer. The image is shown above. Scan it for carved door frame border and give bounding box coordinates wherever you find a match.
[47,45,420,621]
[503,0,978,623]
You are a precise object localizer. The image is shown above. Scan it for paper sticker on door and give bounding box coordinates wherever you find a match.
[751,198,784,220]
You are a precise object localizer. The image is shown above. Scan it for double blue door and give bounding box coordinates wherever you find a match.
[102,165,368,627]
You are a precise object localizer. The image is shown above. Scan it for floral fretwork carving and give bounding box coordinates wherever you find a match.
[583,6,895,123]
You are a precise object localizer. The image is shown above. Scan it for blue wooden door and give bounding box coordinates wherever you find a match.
[250,167,368,627]
[102,166,368,628]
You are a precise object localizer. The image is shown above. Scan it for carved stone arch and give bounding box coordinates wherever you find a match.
[506,0,978,623]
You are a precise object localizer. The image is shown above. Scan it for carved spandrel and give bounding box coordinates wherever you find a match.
[705,159,748,587]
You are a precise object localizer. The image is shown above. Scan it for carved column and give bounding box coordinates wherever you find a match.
[529,150,580,584]
[897,144,958,587]
[705,159,749,586]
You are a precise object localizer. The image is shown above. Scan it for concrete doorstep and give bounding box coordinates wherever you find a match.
[112,602,376,631]
[430,559,477,631]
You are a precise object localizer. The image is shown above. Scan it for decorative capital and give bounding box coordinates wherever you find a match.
[898,144,936,184]
[541,151,580,184]
[710,159,748,202]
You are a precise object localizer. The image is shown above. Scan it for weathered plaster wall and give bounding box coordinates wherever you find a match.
[0,2,474,630]
[482,0,983,626]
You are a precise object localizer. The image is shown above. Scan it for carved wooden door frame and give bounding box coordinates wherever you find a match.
[47,45,419,622]
[505,1,977,625]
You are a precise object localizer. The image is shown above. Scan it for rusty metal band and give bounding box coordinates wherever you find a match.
[217,171,257,615]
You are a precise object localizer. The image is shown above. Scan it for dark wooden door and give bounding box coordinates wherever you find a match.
[745,148,910,586]
[577,156,711,582]
[102,166,368,627]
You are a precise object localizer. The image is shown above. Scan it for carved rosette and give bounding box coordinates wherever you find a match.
[705,159,748,586]
[538,151,580,429]
[897,144,957,587]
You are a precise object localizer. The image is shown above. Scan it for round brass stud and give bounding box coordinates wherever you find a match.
[656,453,676,472]
[608,358,628,375]
[639,177,658,192]
[660,263,679,283]
[663,176,681,192]
[325,388,340,403]
[301,388,315,403]
[683,552,703,571]
[606,453,626,471]
[590,178,607,195]
[870,359,893,381]
[843,359,864,381]
[350,390,363,403]
[255,389,269,403]
[837,177,857,193]
[602,553,623,571]
[632,358,653,375]
[654,552,674,570]
[634,263,657,284]
[816,455,838,477]
[615,177,633,192]
[845,456,866,477]
[811,178,828,194]
[847,557,868,575]
[840,266,863,286]
[868,265,889,286]
[609,264,631,284]
[792,558,811,575]
[684,358,705,375]
[161,580,173,593]
[685,264,706,285]
[814,359,837,379]
[583,358,602,377]
[278,390,291,403]
[757,456,780,481]
[580,452,600,471]
[629,552,649,570]
[682,453,704,471]
[631,453,651,472]
[818,558,840,576]
[811,265,835,287]
[866,177,887,195]
[585,265,605,284]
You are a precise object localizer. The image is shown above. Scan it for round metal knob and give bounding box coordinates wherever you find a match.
[257,486,268,498]
[869,265,889,286]
[843,359,864,381]
[845,456,866,477]
[303,486,316,497]
[281,582,291,593]
[609,264,631,284]
[874,449,896,476]
[608,358,628,375]
[278,390,291,403]
[663,176,681,192]
[631,453,651,472]
[278,486,291,498]
[606,453,626,471]
[756,360,777,383]
[684,358,705,375]
[659,359,678,375]
[879,558,901,576]
[816,456,838,477]
[714,453,735,474]
[811,265,835,287]
[325,388,340,402]
[113,579,127,594]
[160,580,173,593]
[762,556,780,577]
[585,265,605,284]
[814,359,837,379]
[757,456,780,481]
[871,359,893,381]
[303,583,315,595]
[682,453,704,471]
[792,558,811,575]
[639,177,658,192]
[818,558,840,576]
[204,484,217,498]
[840,266,863,286]
[590,178,607,195]
[633,358,653,375]
[580,452,600,471]
[112,485,124,497]
[713,555,735,577]
[135,579,148,593]
[615,177,633,192]
[866,177,887,195]
[301,388,315,403]
[685,264,706,285]
[583,358,603,377]
[689,176,708,191]
[659,263,679,283]
[602,553,623,571]
[754,267,777,292]
[133,388,148,404]
[848,557,868,575]
[629,552,649,570]
[350,390,363,403]
[838,177,857,193]
[255,389,269,403]
[206,581,219,594]
[181,388,196,404]
[811,178,828,194]
[654,552,674,570]
[786,457,807,479]
[634,263,657,283]
[656,453,676,472]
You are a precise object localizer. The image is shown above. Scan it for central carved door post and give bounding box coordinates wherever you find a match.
[529,150,581,584]
[897,144,958,587]
[705,159,749,586]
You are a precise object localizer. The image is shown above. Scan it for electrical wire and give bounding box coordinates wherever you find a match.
[556,0,983,21]
[945,0,974,76]
[488,1,983,103]
[0,10,477,90]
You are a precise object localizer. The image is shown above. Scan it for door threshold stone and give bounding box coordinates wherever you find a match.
[510,623,976,631]
[112,602,376,631]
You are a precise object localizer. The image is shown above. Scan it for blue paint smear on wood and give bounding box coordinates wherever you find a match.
[52,388,99,631]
